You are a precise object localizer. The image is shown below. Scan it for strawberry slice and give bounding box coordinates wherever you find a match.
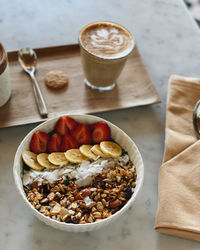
[92,122,111,143]
[47,133,62,153]
[60,135,79,152]
[55,116,78,135]
[64,116,78,130]
[71,124,92,145]
[55,117,69,136]
[30,131,49,154]
[89,123,96,132]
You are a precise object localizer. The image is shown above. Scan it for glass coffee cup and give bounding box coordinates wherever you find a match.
[79,21,135,91]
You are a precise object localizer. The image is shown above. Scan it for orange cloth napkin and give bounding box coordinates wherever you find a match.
[155,75,200,242]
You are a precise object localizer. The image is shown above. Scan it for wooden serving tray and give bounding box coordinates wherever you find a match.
[0,44,161,128]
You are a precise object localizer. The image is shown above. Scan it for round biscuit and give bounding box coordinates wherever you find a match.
[45,70,68,89]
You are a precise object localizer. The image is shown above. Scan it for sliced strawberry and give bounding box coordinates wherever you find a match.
[71,124,92,145]
[47,133,62,153]
[92,122,111,143]
[64,116,78,130]
[30,131,49,154]
[60,135,79,152]
[89,123,96,132]
[55,117,69,136]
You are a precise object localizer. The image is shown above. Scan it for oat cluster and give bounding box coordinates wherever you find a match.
[24,163,136,224]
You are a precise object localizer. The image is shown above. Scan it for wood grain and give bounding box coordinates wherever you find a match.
[0,44,161,128]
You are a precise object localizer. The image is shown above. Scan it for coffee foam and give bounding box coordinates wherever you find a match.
[80,23,134,59]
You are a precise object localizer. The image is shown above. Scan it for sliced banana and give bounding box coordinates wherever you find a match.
[79,145,98,160]
[100,141,122,158]
[64,149,87,163]
[22,151,44,171]
[37,153,57,169]
[48,152,68,166]
[91,144,109,158]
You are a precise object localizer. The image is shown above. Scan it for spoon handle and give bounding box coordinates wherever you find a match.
[30,73,48,118]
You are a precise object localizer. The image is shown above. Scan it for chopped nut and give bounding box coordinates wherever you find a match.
[51,185,60,193]
[55,192,62,199]
[49,201,57,207]
[51,203,62,215]
[94,192,100,202]
[87,201,96,208]
[58,184,65,193]
[91,207,97,213]
[109,199,122,208]
[40,206,49,213]
[36,192,43,200]
[101,193,107,198]
[57,215,61,222]
[40,198,49,204]
[102,210,112,218]
[35,204,41,209]
[70,202,78,210]
[83,213,89,222]
[60,198,67,207]
[68,195,75,202]
[60,208,70,221]
[75,212,82,219]
[68,209,75,216]
[132,182,136,188]
[96,201,104,212]
[116,176,121,182]
[33,197,39,206]
[47,192,55,201]
[75,188,91,200]
[88,216,94,223]
[102,199,109,207]
[27,192,35,201]
[93,211,102,219]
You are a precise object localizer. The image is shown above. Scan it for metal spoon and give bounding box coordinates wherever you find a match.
[193,100,200,138]
[18,47,48,118]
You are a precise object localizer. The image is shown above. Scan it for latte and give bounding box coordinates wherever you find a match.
[79,22,134,91]
[80,22,134,59]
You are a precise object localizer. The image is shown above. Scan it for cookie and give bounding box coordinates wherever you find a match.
[45,70,68,89]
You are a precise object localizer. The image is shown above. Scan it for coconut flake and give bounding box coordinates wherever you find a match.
[22,154,130,187]
[83,196,92,207]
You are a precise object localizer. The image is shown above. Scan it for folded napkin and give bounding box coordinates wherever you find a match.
[155,75,200,242]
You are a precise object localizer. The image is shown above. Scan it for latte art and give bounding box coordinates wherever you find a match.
[80,23,134,58]
[79,21,134,91]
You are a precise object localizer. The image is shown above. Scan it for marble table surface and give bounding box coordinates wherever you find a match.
[1,0,200,249]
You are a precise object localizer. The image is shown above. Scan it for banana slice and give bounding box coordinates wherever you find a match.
[100,141,122,158]
[64,149,87,163]
[37,153,57,169]
[48,152,68,166]
[79,145,98,160]
[91,144,109,158]
[22,151,44,171]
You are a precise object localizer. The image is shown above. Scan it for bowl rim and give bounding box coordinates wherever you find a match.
[13,114,144,230]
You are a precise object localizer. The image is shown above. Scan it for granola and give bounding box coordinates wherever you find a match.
[24,159,137,224]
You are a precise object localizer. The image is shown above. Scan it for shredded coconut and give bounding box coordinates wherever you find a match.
[83,196,92,207]
[23,154,130,187]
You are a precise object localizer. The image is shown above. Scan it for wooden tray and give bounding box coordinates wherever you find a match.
[0,44,161,128]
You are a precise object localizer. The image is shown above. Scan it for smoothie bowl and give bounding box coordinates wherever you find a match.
[13,114,144,232]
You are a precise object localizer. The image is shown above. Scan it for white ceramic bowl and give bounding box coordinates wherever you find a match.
[13,114,144,232]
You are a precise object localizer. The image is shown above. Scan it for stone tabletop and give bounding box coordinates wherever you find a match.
[0,0,200,249]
